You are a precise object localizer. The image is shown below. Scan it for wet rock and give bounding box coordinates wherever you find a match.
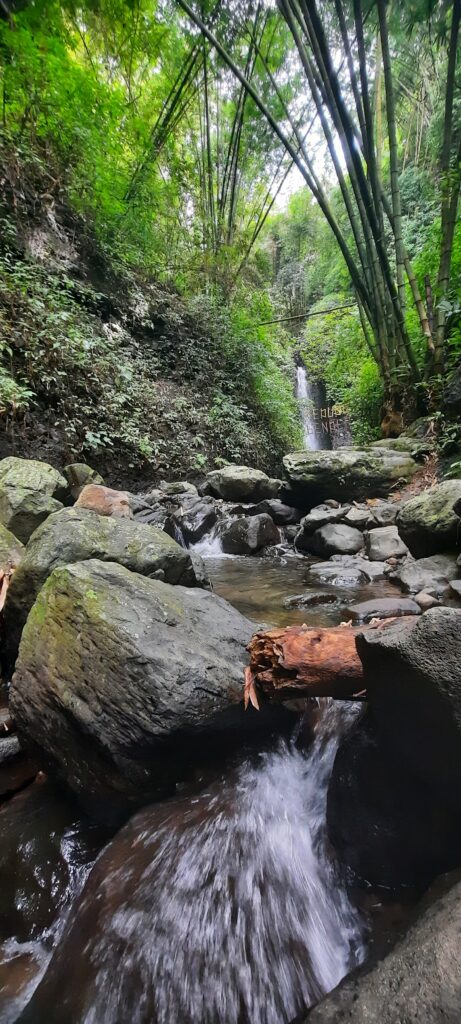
[397,481,461,557]
[346,597,420,621]
[283,448,417,504]
[449,580,461,599]
[221,514,280,555]
[329,554,389,581]
[249,499,301,525]
[4,508,202,664]
[207,465,280,502]
[390,552,459,596]
[63,463,104,499]
[164,497,217,546]
[283,591,338,609]
[0,779,108,945]
[308,874,461,1022]
[189,552,211,590]
[356,609,461,791]
[414,591,441,610]
[0,457,68,544]
[365,525,409,561]
[307,562,368,587]
[308,524,364,557]
[327,711,461,888]
[0,523,24,574]
[75,483,133,519]
[0,734,37,798]
[10,560,254,820]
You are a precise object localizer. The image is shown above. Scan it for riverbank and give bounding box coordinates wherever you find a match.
[1,449,461,1022]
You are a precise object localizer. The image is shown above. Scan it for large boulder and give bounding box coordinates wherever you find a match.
[307,878,461,1023]
[397,481,461,557]
[207,465,280,502]
[0,457,68,543]
[283,448,417,504]
[365,525,409,561]
[356,609,461,791]
[3,508,202,664]
[327,711,461,888]
[390,552,459,596]
[306,524,364,557]
[10,560,254,821]
[221,514,280,555]
[249,498,301,525]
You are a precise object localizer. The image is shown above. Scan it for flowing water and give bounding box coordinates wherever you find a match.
[296,365,327,452]
[1,545,401,1023]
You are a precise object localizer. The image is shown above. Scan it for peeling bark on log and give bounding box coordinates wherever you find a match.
[246,623,369,703]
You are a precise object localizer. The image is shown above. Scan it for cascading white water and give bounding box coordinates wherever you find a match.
[191,523,225,557]
[25,701,365,1024]
[296,364,320,450]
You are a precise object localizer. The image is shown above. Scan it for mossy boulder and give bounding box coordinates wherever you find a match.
[0,457,68,543]
[207,465,280,502]
[4,507,202,664]
[0,523,24,574]
[397,481,461,557]
[10,559,254,820]
[63,463,104,499]
[283,448,417,505]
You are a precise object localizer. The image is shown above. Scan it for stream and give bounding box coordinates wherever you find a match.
[0,545,409,1023]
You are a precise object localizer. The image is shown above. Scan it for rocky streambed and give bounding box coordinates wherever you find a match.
[1,444,461,1022]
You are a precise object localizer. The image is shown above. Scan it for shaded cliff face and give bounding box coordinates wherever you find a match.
[0,152,288,490]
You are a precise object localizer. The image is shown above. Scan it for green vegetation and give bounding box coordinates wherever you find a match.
[0,0,459,477]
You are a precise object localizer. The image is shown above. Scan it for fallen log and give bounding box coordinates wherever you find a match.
[245,623,368,705]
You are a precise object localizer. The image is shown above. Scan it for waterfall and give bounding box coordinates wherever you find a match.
[296,364,320,450]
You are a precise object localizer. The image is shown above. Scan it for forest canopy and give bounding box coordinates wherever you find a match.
[0,0,460,468]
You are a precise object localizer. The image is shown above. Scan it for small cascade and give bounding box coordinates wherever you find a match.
[191,523,225,557]
[21,702,365,1024]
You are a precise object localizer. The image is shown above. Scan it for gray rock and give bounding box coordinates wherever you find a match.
[160,480,199,497]
[207,466,280,502]
[367,501,399,527]
[390,553,459,595]
[0,522,24,574]
[309,524,364,557]
[249,499,301,525]
[308,562,368,587]
[449,580,461,599]
[10,560,254,820]
[356,609,461,790]
[283,447,417,503]
[342,506,369,529]
[221,514,280,555]
[307,877,461,1022]
[370,435,432,459]
[4,508,202,664]
[347,597,420,621]
[63,463,104,499]
[300,504,347,531]
[397,481,461,557]
[329,554,389,581]
[365,525,409,561]
[0,457,68,543]
[415,591,441,610]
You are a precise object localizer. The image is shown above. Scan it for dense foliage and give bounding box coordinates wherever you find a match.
[0,0,459,474]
